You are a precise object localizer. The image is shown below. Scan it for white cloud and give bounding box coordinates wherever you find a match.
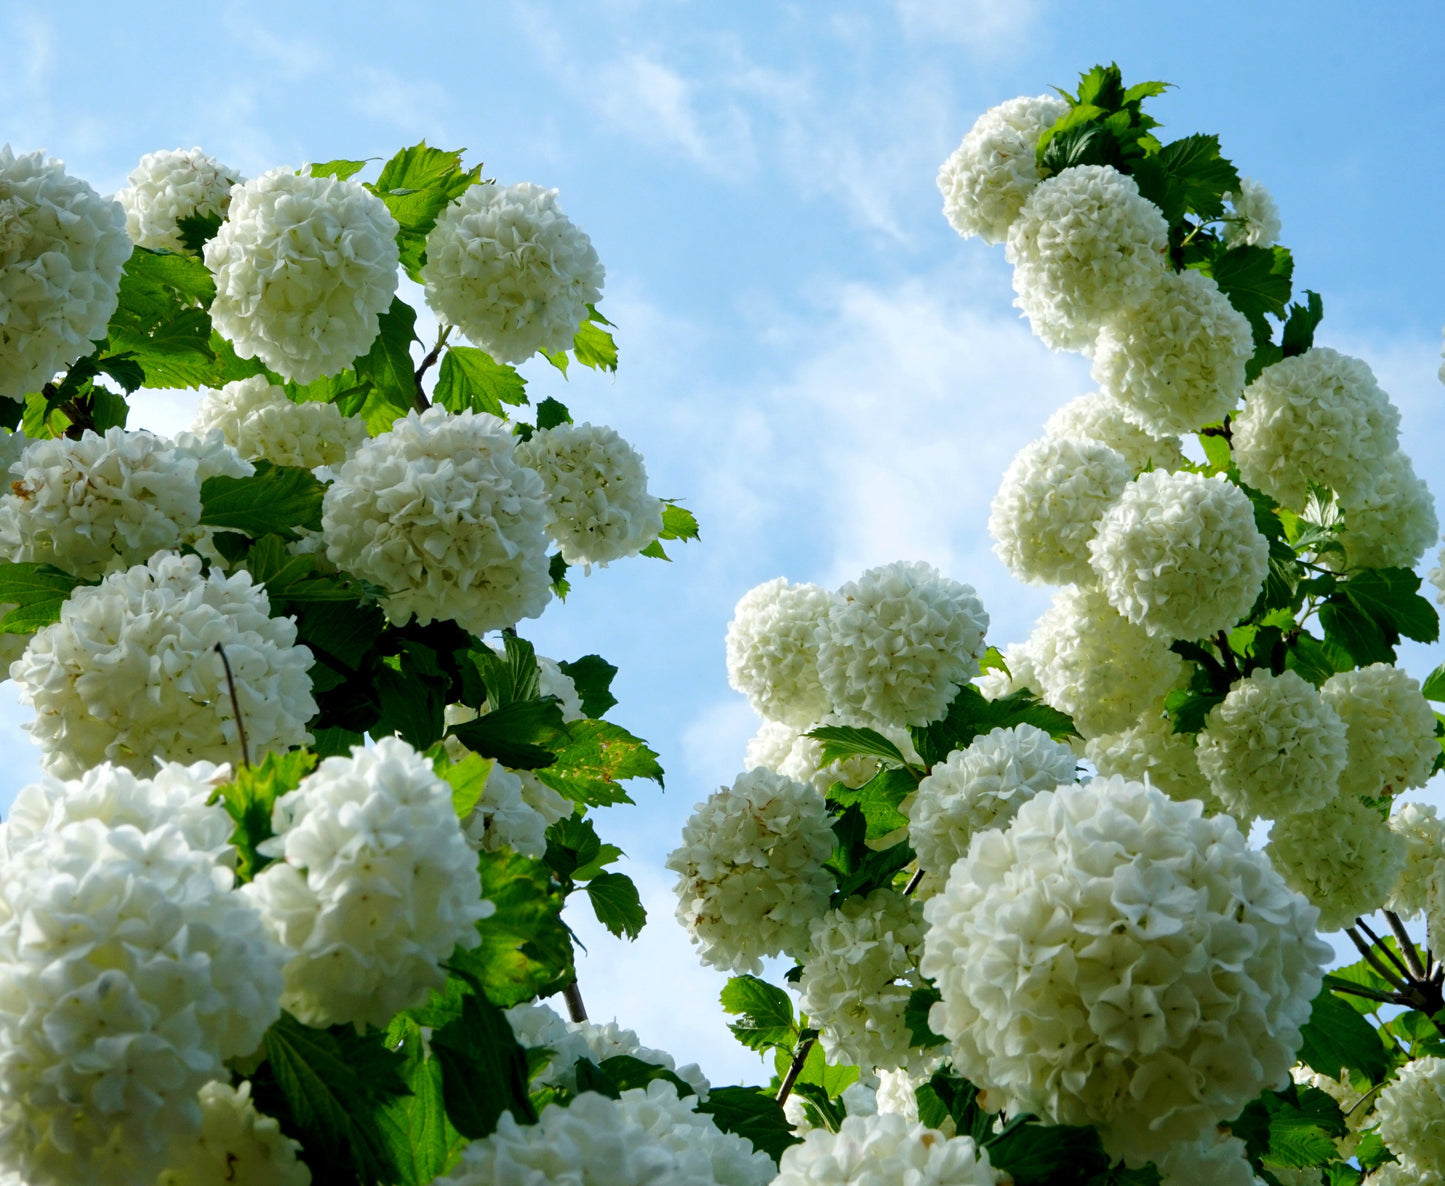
[892,0,1040,52]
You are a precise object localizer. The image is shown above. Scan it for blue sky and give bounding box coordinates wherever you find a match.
[2,0,1444,1084]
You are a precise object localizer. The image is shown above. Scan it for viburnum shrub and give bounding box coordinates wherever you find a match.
[4,60,1445,1186]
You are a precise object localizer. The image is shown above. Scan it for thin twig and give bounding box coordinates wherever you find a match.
[1356,918,1414,982]
[1383,910,1428,980]
[412,325,452,412]
[1345,926,1407,992]
[903,869,925,897]
[214,643,251,769]
[1214,631,1241,682]
[1327,980,1398,1006]
[562,981,588,1023]
[776,1035,816,1105]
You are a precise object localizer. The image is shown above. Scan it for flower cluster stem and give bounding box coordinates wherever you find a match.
[776,1035,815,1105]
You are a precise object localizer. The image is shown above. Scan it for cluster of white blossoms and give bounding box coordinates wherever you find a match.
[438,1082,773,1186]
[244,737,491,1029]
[205,167,400,384]
[1156,1133,1261,1186]
[514,421,663,566]
[988,435,1129,586]
[0,146,131,403]
[1005,164,1168,349]
[1090,267,1254,436]
[115,147,241,252]
[322,406,551,636]
[908,723,1075,877]
[937,94,1068,245]
[1387,803,1445,918]
[1085,710,1218,812]
[156,1081,309,1186]
[667,768,836,974]
[1222,178,1282,248]
[773,1114,998,1186]
[1321,664,1439,799]
[1089,469,1269,641]
[1194,669,1348,820]
[920,776,1331,1166]
[459,757,571,859]
[1334,449,1438,571]
[1266,794,1406,931]
[0,762,284,1185]
[726,579,837,729]
[191,375,367,470]
[797,889,929,1074]
[1376,1057,1445,1176]
[11,551,315,778]
[1042,391,1186,474]
[422,181,604,365]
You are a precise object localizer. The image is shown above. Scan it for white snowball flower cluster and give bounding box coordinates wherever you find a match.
[1266,794,1405,931]
[205,167,400,384]
[988,435,1130,585]
[817,561,989,729]
[773,1113,996,1186]
[157,1081,309,1186]
[1156,1133,1262,1186]
[422,181,604,365]
[1387,802,1445,919]
[1322,664,1439,800]
[744,716,918,795]
[1335,451,1438,571]
[11,551,314,778]
[0,424,243,579]
[1032,584,1185,738]
[1091,268,1254,436]
[909,723,1076,876]
[115,147,240,252]
[437,1082,773,1186]
[1367,1166,1445,1186]
[937,94,1068,245]
[976,639,1044,701]
[666,768,836,974]
[456,756,569,859]
[505,1002,709,1098]
[191,375,367,470]
[514,422,663,567]
[725,578,836,728]
[0,146,131,403]
[921,776,1331,1166]
[1223,178,1282,249]
[1233,349,1401,509]
[1089,469,1269,641]
[322,407,551,635]
[1086,711,1218,812]
[0,762,284,1186]
[1005,164,1168,350]
[1043,391,1186,474]
[797,889,929,1074]
[1376,1056,1445,1175]
[1194,669,1348,820]
[244,737,491,1029]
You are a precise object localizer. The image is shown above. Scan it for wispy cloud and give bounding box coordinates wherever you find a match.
[892,0,1041,52]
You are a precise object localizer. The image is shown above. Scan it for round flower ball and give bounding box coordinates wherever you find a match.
[1005,164,1169,351]
[988,435,1130,585]
[1233,348,1401,509]
[1266,793,1406,931]
[1091,268,1254,436]
[1334,450,1438,572]
[773,1112,997,1186]
[937,94,1068,245]
[0,762,284,1186]
[920,775,1332,1167]
[157,1081,308,1186]
[1376,1056,1445,1174]
[244,736,492,1030]
[1195,669,1348,821]
[909,723,1076,877]
[1043,391,1187,475]
[422,181,604,365]
[192,374,367,470]
[437,1082,774,1186]
[1086,709,1219,813]
[797,888,929,1074]
[321,406,551,636]
[0,146,131,403]
[1156,1133,1261,1186]
[725,578,837,729]
[1089,469,1269,641]
[1223,178,1282,249]
[1321,664,1439,800]
[514,421,663,567]
[1387,802,1445,920]
[115,147,241,252]
[11,551,315,778]
[666,768,836,975]
[205,166,400,384]
[816,561,989,729]
[1032,583,1185,738]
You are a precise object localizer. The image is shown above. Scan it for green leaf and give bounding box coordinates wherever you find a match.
[918,1068,991,1145]
[659,501,700,541]
[534,719,665,807]
[0,563,89,634]
[904,985,946,1050]
[448,696,570,769]
[312,158,369,181]
[468,634,542,708]
[353,298,419,424]
[438,752,494,820]
[1298,988,1389,1086]
[374,655,448,750]
[432,346,528,415]
[1199,243,1294,343]
[805,725,909,767]
[1281,290,1324,357]
[639,538,671,561]
[825,803,915,901]
[828,766,915,840]
[536,396,571,430]
[1163,683,1227,735]
[1132,133,1239,224]
[104,248,234,388]
[371,143,483,281]
[212,749,317,881]
[375,1023,468,1186]
[1422,662,1445,702]
[1265,1088,1346,1168]
[695,1086,801,1165]
[549,552,571,599]
[199,461,326,540]
[1285,632,1342,686]
[430,981,536,1139]
[175,210,223,254]
[595,1055,698,1098]
[585,871,646,939]
[720,975,797,1053]
[572,307,618,372]
[1340,567,1439,644]
[557,654,619,718]
[985,1120,1111,1185]
[543,814,604,881]
[909,685,1077,767]
[1197,429,1232,475]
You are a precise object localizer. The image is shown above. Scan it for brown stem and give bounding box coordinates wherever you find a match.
[412,325,452,412]
[903,869,925,897]
[776,1035,816,1105]
[60,394,96,440]
[562,981,588,1023]
[214,643,251,769]
[1384,910,1428,980]
[1357,918,1414,982]
[1345,926,1407,991]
